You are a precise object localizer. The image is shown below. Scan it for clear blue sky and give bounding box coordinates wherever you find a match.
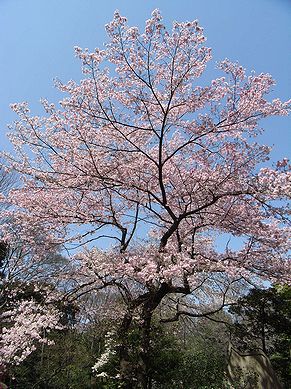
[0,0,290,161]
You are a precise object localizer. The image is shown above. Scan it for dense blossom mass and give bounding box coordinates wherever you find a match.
[0,299,62,365]
[0,9,290,384]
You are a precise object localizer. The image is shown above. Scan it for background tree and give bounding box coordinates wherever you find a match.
[0,165,72,376]
[1,9,290,388]
[229,286,291,388]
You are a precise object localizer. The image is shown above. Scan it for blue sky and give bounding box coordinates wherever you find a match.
[0,0,290,161]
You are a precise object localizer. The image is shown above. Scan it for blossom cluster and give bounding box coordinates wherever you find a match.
[0,300,62,365]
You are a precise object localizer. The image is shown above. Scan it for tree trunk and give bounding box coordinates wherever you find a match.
[139,310,152,389]
[118,309,152,389]
[118,283,170,388]
[118,311,134,388]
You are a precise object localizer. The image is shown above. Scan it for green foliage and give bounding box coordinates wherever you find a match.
[149,327,227,388]
[223,368,259,389]
[229,286,291,388]
[94,320,228,389]
[7,319,229,389]
[10,329,99,389]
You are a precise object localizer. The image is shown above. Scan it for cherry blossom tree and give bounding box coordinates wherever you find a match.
[1,9,290,388]
[0,168,67,379]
